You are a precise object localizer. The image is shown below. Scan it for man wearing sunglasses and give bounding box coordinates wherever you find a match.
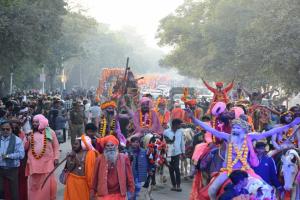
[0,120,25,200]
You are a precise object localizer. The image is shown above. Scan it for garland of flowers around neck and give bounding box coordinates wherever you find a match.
[30,131,47,160]
[279,128,295,145]
[221,137,248,175]
[211,117,217,143]
[100,116,116,137]
[140,110,152,128]
[158,112,165,125]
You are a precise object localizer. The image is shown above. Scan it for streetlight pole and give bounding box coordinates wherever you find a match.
[80,65,83,88]
[42,66,45,94]
[61,56,66,90]
[62,67,66,90]
[10,72,13,95]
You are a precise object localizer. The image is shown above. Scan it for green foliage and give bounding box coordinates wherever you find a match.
[0,0,163,95]
[157,0,300,94]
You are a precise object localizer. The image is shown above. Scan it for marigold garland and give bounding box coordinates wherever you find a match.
[100,116,116,137]
[279,128,297,145]
[221,137,249,175]
[158,112,166,125]
[212,116,217,143]
[140,110,152,128]
[30,131,47,160]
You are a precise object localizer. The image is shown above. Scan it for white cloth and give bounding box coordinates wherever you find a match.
[89,106,101,118]
[163,128,185,157]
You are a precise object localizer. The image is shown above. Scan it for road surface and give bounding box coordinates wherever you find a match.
[55,140,192,200]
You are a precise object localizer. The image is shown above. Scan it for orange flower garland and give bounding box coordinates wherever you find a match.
[100,116,116,137]
[221,137,249,175]
[158,112,165,125]
[140,110,152,128]
[30,131,47,160]
[211,116,217,143]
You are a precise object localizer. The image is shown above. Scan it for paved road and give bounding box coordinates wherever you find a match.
[56,140,192,200]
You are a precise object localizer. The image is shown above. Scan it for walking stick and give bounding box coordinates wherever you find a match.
[41,157,68,189]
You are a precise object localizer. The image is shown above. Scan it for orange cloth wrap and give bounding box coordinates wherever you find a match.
[64,150,97,200]
[97,135,119,148]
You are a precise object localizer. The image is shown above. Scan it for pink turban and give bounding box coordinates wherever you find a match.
[231,107,245,119]
[78,135,95,151]
[140,97,153,108]
[211,102,226,116]
[33,114,49,131]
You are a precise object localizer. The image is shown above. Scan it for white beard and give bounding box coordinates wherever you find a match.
[104,149,117,164]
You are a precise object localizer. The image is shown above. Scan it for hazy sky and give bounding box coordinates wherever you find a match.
[68,0,184,49]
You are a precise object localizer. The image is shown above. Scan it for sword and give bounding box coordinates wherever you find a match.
[41,157,68,189]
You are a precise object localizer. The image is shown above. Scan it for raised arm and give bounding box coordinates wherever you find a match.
[250,117,300,140]
[202,78,216,93]
[224,80,234,93]
[184,107,229,141]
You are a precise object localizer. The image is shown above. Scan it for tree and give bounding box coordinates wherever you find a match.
[0,0,67,95]
[157,0,300,95]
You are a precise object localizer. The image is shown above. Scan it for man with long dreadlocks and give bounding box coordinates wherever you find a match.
[185,108,300,200]
[98,101,126,148]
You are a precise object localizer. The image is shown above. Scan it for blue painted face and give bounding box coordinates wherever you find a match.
[231,124,246,136]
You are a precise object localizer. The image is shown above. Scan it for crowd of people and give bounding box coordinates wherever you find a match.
[0,80,300,200]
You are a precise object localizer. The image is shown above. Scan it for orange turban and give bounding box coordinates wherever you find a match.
[97,135,119,148]
[185,99,197,106]
[100,101,117,110]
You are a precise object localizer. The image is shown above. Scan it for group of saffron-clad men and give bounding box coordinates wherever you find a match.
[1,79,300,200]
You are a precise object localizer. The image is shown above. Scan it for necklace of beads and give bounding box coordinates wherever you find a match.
[30,131,47,160]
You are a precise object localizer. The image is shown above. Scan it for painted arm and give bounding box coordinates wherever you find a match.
[191,117,230,141]
[202,79,217,93]
[271,133,281,150]
[224,80,234,93]
[247,137,259,167]
[250,117,300,140]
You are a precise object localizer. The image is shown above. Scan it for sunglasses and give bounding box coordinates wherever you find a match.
[1,128,11,131]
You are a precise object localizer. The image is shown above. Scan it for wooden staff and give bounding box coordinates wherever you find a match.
[41,157,68,189]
